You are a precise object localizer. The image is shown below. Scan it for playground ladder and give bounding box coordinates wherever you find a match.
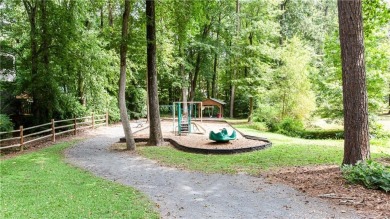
[180,123,189,133]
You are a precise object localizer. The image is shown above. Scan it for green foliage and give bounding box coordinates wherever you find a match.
[300,129,344,139]
[246,122,268,132]
[55,94,86,119]
[0,141,159,218]
[106,94,120,123]
[369,117,390,139]
[342,160,390,192]
[276,117,304,137]
[316,0,390,118]
[126,86,147,119]
[0,114,14,133]
[2,0,389,131]
[252,104,279,131]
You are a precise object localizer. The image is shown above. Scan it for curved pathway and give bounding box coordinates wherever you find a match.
[65,125,359,219]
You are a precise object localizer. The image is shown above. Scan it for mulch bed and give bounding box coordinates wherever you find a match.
[265,165,390,219]
[132,121,270,152]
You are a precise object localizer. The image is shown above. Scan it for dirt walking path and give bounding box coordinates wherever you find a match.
[65,125,359,219]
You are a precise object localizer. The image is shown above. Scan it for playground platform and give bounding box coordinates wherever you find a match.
[120,120,271,154]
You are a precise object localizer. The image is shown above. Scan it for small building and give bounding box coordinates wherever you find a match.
[199,98,226,118]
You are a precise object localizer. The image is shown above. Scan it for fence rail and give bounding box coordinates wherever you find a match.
[0,112,108,151]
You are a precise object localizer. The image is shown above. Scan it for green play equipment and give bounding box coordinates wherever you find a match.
[173,102,203,135]
[209,128,237,142]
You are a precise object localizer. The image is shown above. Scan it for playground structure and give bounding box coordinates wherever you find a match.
[172,102,207,135]
[171,99,227,135]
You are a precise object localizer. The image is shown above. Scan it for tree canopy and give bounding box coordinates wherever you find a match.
[1,0,389,152]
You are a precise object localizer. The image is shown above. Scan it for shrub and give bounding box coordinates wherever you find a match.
[0,114,13,133]
[277,117,304,137]
[247,122,268,132]
[300,129,344,139]
[369,119,390,139]
[252,105,279,131]
[341,160,390,192]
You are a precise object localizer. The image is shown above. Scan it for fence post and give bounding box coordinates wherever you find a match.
[106,111,109,126]
[51,119,55,142]
[92,112,95,129]
[74,118,77,135]
[20,126,24,151]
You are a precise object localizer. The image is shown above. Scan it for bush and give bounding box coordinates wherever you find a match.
[247,122,268,132]
[0,114,14,133]
[342,160,390,192]
[252,105,279,131]
[277,117,304,137]
[300,129,344,139]
[369,119,390,139]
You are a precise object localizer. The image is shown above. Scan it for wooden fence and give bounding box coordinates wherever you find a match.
[0,112,108,151]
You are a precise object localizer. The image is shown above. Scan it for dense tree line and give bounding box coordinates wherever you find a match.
[1,0,389,134]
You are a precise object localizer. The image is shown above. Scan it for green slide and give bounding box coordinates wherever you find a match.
[209,128,237,143]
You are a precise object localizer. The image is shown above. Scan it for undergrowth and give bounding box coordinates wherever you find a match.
[342,160,390,192]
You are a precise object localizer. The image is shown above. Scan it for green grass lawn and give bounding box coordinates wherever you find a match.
[137,125,390,175]
[0,141,158,219]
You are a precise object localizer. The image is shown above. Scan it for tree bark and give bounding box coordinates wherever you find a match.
[189,24,211,102]
[279,0,289,45]
[212,53,218,98]
[189,52,201,102]
[230,0,240,118]
[39,0,54,122]
[248,96,253,122]
[229,80,235,118]
[211,14,221,99]
[78,71,85,106]
[108,0,114,27]
[179,44,188,116]
[146,0,164,146]
[119,0,136,150]
[23,0,40,122]
[338,0,370,165]
[100,6,104,29]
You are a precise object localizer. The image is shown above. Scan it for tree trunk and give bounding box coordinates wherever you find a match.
[119,0,136,150]
[279,0,289,45]
[338,0,370,165]
[40,0,51,119]
[78,71,86,106]
[23,0,40,122]
[108,0,114,27]
[100,6,104,29]
[230,0,240,118]
[179,44,188,116]
[189,52,201,102]
[212,53,218,98]
[248,96,253,122]
[146,0,164,146]
[230,82,235,118]
[189,24,211,102]
[247,32,254,122]
[211,14,221,99]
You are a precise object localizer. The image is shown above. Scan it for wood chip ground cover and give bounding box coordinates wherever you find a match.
[266,165,390,218]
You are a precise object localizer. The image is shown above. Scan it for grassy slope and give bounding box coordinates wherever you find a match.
[0,141,158,219]
[138,125,390,175]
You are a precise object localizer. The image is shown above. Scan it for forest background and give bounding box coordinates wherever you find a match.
[1,0,389,137]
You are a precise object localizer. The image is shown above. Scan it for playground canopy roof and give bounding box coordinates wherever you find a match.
[200,98,225,117]
[204,98,226,105]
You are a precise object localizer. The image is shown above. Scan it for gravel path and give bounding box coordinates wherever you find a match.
[65,125,359,219]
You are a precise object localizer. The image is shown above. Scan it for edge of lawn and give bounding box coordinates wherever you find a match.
[136,125,390,176]
[0,140,159,219]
